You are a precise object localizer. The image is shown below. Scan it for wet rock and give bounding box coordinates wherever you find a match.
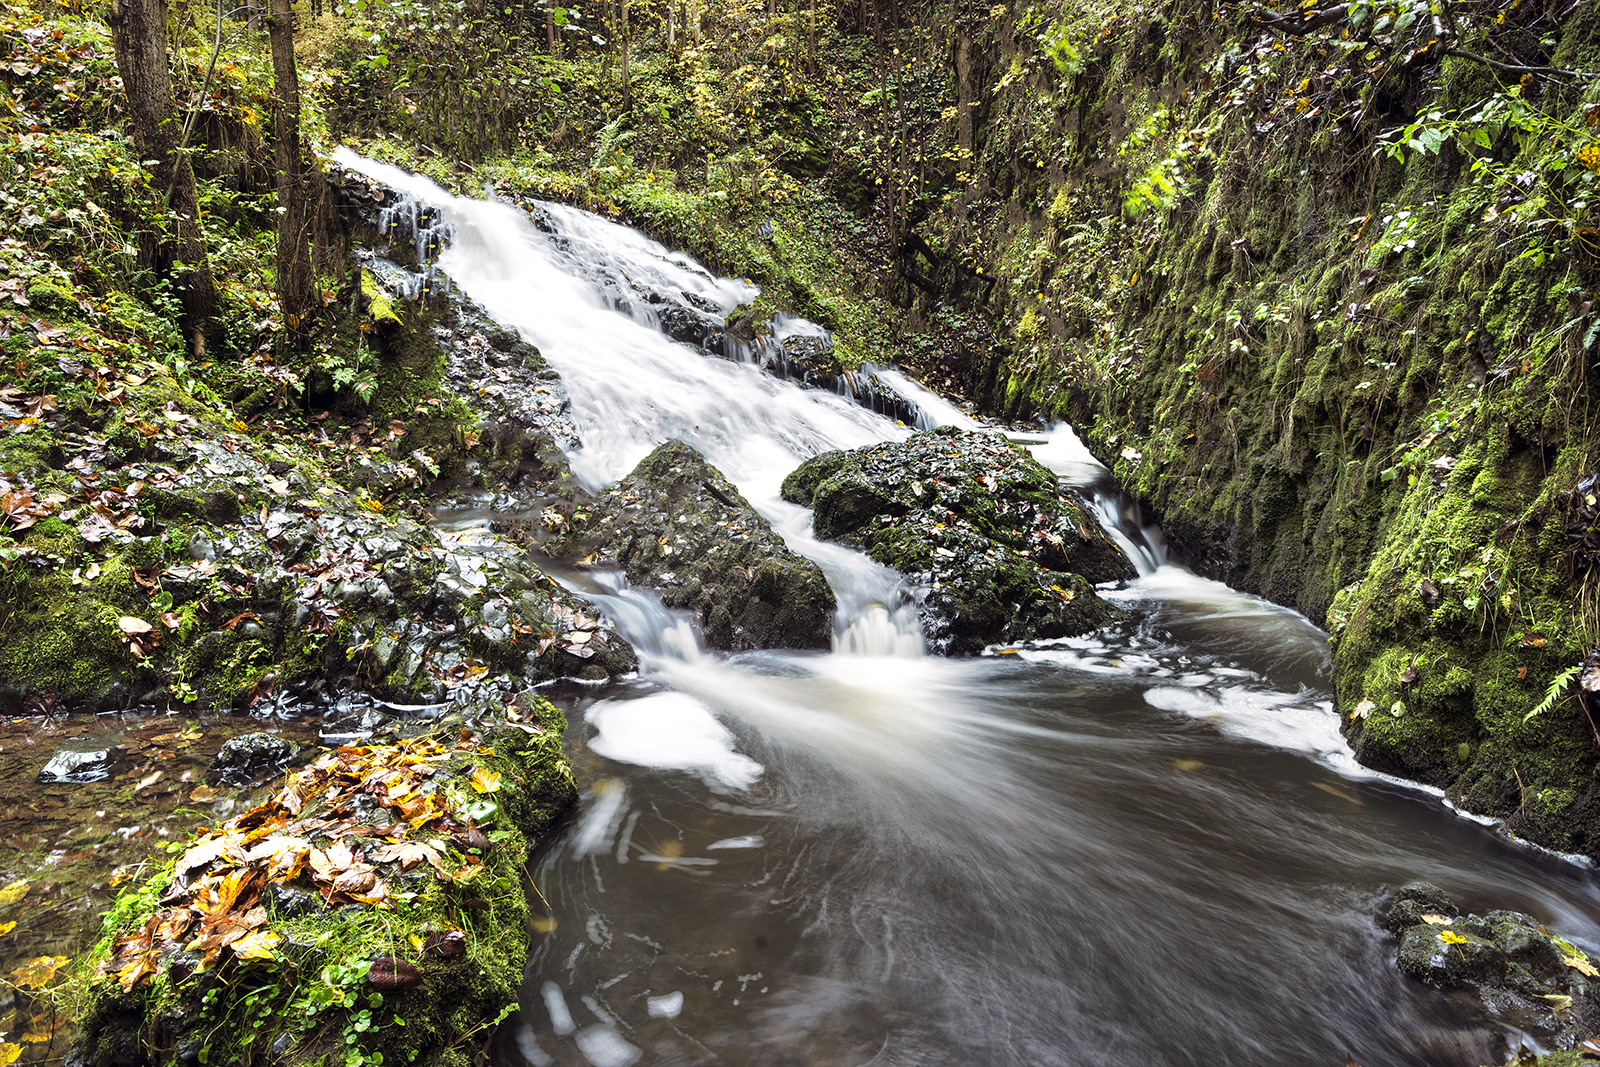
[38,735,123,783]
[578,441,835,650]
[1397,924,1504,987]
[208,732,299,785]
[781,426,1132,654]
[1383,886,1600,1050]
[1378,881,1459,933]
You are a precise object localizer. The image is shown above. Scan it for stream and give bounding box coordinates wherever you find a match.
[332,151,1600,1067]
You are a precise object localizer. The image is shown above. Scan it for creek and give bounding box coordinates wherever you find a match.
[334,151,1600,1067]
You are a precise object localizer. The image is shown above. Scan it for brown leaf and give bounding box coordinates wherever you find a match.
[370,839,448,874]
[117,616,154,635]
[9,955,68,989]
[367,955,422,990]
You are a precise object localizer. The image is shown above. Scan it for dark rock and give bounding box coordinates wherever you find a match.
[658,304,720,348]
[209,732,299,785]
[1378,881,1459,933]
[38,734,123,783]
[781,426,1132,654]
[1397,924,1504,987]
[1384,887,1600,1050]
[577,440,835,651]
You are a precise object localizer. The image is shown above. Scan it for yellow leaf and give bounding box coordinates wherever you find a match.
[0,921,13,936]
[1565,954,1600,977]
[468,767,501,794]
[0,1042,22,1066]
[10,955,68,988]
[0,880,29,910]
[232,929,281,961]
[1437,930,1467,945]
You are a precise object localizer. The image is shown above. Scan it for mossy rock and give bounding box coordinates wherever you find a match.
[782,426,1131,654]
[574,440,835,650]
[68,697,576,1067]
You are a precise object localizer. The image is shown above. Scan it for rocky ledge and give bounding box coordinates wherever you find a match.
[70,696,574,1067]
[781,426,1131,655]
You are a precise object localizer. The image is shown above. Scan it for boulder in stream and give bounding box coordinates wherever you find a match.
[208,731,299,785]
[781,426,1131,655]
[575,441,835,650]
[37,735,123,784]
[1381,882,1600,1052]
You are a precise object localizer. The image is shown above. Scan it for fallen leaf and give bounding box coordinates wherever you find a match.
[1437,930,1468,945]
[1310,781,1363,805]
[189,785,219,803]
[370,839,448,875]
[1566,954,1600,977]
[0,880,28,910]
[468,767,501,794]
[1173,759,1204,771]
[0,921,14,936]
[232,928,281,961]
[1543,993,1574,1010]
[1420,914,1451,925]
[0,1042,21,1066]
[10,955,68,988]
[116,615,154,635]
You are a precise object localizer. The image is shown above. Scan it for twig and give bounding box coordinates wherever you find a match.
[1439,45,1596,82]
[166,0,253,203]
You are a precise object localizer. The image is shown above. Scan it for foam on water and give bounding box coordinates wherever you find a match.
[586,691,764,792]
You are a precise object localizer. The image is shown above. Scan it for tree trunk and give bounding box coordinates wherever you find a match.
[269,0,315,340]
[107,0,218,355]
[619,0,630,109]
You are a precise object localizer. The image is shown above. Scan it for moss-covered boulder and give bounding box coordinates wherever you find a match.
[781,426,1131,654]
[574,440,835,650]
[69,696,576,1067]
[1381,882,1600,1051]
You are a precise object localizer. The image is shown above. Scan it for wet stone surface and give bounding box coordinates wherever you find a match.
[1383,882,1600,1050]
[563,440,835,651]
[37,735,123,784]
[782,426,1132,654]
[208,731,300,785]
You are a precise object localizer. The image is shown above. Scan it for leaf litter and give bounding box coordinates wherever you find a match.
[102,731,500,992]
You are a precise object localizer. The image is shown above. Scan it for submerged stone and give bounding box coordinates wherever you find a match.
[782,426,1132,655]
[208,732,300,786]
[38,735,122,784]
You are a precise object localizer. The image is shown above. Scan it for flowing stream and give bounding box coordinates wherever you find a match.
[334,151,1600,1067]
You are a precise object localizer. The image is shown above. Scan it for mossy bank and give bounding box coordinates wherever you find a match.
[68,697,575,1067]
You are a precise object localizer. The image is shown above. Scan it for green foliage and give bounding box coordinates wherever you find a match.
[1526,665,1581,722]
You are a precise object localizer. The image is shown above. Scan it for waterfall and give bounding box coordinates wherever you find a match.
[335,149,945,656]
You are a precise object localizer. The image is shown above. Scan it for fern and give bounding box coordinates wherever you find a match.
[1525,666,1581,722]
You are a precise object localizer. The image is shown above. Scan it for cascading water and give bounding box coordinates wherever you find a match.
[332,151,1600,1067]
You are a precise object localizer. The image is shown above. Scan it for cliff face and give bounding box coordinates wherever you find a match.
[898,0,1600,853]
